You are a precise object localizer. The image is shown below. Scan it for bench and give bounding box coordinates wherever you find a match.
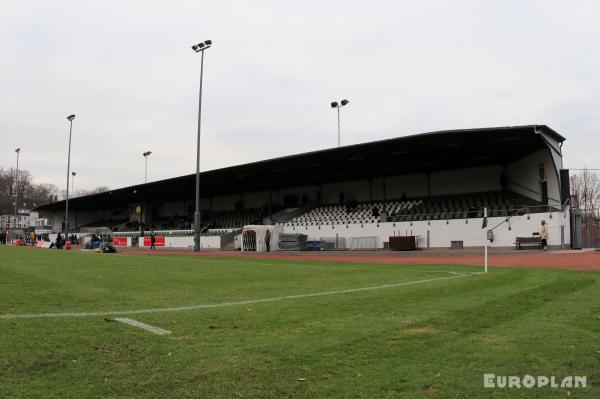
[514,236,542,250]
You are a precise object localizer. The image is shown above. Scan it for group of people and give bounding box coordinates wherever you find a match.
[52,233,80,249]
[0,232,43,246]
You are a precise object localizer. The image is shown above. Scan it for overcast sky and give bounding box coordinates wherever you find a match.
[1,0,599,192]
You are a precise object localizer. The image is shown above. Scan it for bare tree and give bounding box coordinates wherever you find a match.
[57,186,111,200]
[75,186,110,196]
[570,168,600,217]
[0,168,58,212]
[28,183,59,207]
[0,168,12,215]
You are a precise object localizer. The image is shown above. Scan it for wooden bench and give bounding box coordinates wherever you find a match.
[514,236,542,250]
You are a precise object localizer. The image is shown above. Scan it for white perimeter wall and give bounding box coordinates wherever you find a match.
[283,209,570,249]
[137,236,221,249]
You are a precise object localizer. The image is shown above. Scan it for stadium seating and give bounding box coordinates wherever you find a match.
[287,199,423,226]
[79,218,129,231]
[202,208,263,229]
[86,208,262,234]
[283,191,539,226]
[121,208,261,232]
[81,192,541,232]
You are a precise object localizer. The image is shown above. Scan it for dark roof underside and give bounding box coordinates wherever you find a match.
[37,125,564,212]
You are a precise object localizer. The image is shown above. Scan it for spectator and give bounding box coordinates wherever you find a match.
[540,220,549,251]
[265,229,271,252]
[150,230,156,251]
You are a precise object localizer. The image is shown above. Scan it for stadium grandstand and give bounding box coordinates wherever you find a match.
[35,125,577,250]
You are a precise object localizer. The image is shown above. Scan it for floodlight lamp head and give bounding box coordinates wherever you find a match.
[340,99,349,106]
[193,40,211,52]
[15,148,20,153]
[331,101,339,108]
[72,171,76,176]
[67,114,75,121]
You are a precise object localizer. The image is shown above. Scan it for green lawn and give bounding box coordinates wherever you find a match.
[0,246,599,398]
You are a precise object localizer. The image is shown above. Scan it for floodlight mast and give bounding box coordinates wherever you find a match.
[330,99,349,147]
[143,151,152,183]
[14,148,20,229]
[191,40,212,252]
[71,171,76,197]
[484,207,488,273]
[65,114,75,235]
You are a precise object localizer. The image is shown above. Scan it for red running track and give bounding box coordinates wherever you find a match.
[118,248,600,272]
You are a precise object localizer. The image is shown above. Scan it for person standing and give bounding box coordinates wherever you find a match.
[265,229,271,252]
[540,220,549,251]
[150,230,156,251]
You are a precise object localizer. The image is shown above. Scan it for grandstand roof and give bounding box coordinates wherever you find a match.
[36,125,564,211]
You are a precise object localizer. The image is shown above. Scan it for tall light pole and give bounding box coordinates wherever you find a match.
[143,151,152,183]
[330,99,349,148]
[14,148,20,229]
[65,114,75,234]
[191,39,212,252]
[71,172,76,196]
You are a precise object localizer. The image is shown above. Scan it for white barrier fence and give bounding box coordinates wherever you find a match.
[349,236,379,250]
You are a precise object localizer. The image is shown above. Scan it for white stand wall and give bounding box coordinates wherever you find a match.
[282,209,570,249]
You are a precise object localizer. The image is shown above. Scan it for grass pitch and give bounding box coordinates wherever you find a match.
[0,246,599,398]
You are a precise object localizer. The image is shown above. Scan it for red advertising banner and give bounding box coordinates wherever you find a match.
[143,236,165,247]
[113,237,128,246]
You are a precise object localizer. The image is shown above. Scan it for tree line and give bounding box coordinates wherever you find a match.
[0,167,110,215]
[0,168,58,215]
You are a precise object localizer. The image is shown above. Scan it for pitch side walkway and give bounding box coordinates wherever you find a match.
[118,247,600,272]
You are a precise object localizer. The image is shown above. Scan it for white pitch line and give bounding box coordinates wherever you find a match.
[0,273,478,320]
[115,318,172,335]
